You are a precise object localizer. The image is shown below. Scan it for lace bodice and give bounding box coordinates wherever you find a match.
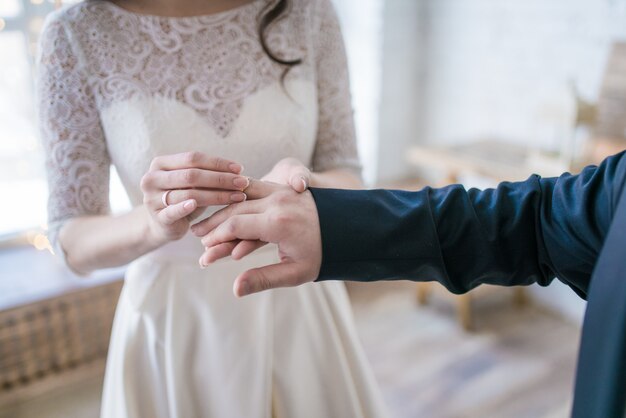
[37,0,359,252]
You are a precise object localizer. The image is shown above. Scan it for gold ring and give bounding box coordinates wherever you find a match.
[242,177,252,192]
[161,190,172,208]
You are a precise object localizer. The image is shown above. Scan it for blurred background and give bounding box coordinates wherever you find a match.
[1,0,626,417]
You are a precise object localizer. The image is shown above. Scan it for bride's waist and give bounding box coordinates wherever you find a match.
[144,233,204,261]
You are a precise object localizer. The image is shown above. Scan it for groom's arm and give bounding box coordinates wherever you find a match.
[194,152,626,297]
[311,151,626,298]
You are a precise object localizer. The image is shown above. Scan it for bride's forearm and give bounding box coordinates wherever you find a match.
[58,205,164,275]
[310,168,362,189]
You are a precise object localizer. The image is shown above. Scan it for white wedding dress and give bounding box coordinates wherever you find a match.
[38,0,387,417]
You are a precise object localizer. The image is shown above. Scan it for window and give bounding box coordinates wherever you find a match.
[0,0,52,238]
[0,0,129,246]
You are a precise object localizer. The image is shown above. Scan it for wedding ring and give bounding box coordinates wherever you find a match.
[161,190,172,208]
[243,176,252,192]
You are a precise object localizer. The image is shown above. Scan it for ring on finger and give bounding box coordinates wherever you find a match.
[161,190,172,208]
[242,176,252,192]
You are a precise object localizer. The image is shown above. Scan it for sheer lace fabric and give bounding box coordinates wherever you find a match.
[38,0,360,249]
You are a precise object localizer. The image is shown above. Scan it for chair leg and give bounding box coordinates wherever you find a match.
[458,294,473,331]
[416,282,431,305]
[513,287,529,307]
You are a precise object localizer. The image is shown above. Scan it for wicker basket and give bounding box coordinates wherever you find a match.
[0,280,123,401]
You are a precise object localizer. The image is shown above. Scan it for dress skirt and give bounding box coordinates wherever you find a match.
[100,234,387,418]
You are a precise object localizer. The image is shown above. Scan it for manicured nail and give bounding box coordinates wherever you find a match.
[233,176,250,190]
[239,280,250,296]
[229,163,243,174]
[300,177,307,191]
[230,193,246,202]
[183,200,195,210]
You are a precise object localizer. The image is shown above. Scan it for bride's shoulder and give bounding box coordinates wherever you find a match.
[41,1,116,39]
[290,0,335,14]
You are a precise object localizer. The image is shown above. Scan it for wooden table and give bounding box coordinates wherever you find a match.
[0,245,123,407]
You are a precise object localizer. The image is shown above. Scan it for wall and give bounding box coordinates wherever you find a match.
[333,0,384,185]
[421,0,626,152]
[418,0,626,323]
[376,0,428,183]
[336,0,626,321]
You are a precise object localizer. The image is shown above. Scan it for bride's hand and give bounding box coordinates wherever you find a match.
[140,152,249,245]
[262,157,312,193]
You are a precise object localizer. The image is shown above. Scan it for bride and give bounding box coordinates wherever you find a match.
[37,0,387,417]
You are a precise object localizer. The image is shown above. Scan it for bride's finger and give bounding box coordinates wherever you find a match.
[145,169,249,191]
[231,240,267,260]
[163,189,246,207]
[199,240,239,267]
[150,152,243,174]
[157,199,197,225]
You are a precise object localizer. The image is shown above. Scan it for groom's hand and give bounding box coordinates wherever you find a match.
[191,183,322,297]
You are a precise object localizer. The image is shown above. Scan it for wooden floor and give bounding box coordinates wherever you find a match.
[348,281,581,418]
[0,281,581,418]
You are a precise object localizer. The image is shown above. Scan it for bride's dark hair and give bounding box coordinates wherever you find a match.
[258,0,302,81]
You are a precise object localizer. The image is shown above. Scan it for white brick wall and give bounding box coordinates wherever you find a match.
[333,0,384,184]
[373,1,626,322]
[337,1,626,181]
[421,0,626,151]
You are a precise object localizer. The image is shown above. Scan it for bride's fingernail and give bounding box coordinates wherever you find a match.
[233,177,249,190]
[300,177,307,190]
[233,177,250,190]
[230,193,246,202]
[183,200,195,210]
[229,163,243,174]
[239,280,250,296]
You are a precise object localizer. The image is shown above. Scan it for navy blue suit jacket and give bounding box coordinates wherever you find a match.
[309,151,626,417]
[310,151,626,299]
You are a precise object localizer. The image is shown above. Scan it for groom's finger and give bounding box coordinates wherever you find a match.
[199,240,239,267]
[233,262,304,297]
[231,240,267,260]
[201,214,268,247]
[190,199,263,237]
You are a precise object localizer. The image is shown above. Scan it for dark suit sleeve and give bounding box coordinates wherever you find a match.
[309,151,626,299]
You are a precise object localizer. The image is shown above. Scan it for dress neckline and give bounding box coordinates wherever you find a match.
[100,0,264,22]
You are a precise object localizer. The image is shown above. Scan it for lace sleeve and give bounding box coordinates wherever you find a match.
[37,14,111,255]
[310,0,362,176]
